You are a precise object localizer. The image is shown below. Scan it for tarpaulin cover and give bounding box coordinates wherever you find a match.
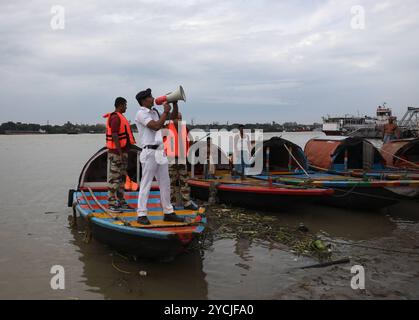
[381,139,419,169]
[304,137,384,170]
[257,137,308,170]
[304,139,342,170]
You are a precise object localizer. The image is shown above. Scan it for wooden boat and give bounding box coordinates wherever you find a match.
[301,137,419,202]
[68,146,206,260]
[304,137,385,171]
[378,138,419,197]
[249,137,414,210]
[188,178,334,210]
[187,138,334,210]
[381,138,419,170]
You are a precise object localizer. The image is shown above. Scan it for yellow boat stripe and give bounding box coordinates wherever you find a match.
[89,210,198,219]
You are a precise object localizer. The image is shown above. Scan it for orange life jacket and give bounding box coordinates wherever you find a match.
[124,175,139,191]
[164,120,189,158]
[104,112,136,150]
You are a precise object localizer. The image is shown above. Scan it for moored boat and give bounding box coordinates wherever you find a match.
[68,146,206,260]
[378,138,419,197]
[188,178,334,210]
[381,138,419,170]
[302,137,419,202]
[251,137,410,210]
[187,137,334,210]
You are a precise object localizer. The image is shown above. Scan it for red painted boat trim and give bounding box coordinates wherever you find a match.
[80,203,161,210]
[80,186,160,191]
[84,195,159,201]
[188,179,333,196]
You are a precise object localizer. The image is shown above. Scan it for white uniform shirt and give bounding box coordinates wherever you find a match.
[233,133,251,163]
[234,134,251,153]
[134,106,163,148]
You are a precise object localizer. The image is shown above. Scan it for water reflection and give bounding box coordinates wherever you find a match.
[202,238,315,299]
[263,204,398,241]
[386,200,419,223]
[69,225,208,300]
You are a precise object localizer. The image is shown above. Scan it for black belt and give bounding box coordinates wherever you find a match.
[143,145,160,150]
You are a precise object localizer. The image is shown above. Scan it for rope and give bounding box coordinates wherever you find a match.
[347,127,363,137]
[283,144,310,178]
[221,177,313,190]
[111,258,132,274]
[380,146,419,169]
[86,187,132,226]
[273,176,401,202]
[329,186,400,202]
[81,190,95,211]
[330,184,358,198]
[326,239,419,255]
[192,132,211,143]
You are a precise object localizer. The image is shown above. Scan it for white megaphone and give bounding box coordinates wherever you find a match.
[155,85,186,105]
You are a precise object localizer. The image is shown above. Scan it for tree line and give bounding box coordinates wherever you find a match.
[0,121,106,134]
[1,120,320,134]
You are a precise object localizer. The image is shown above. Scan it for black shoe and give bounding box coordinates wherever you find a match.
[137,216,151,225]
[108,205,123,213]
[164,213,185,223]
[184,201,199,211]
[119,203,131,211]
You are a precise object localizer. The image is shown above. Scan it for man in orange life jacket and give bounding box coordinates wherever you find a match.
[104,97,136,213]
[165,106,198,210]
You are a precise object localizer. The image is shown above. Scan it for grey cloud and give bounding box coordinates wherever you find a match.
[0,0,419,124]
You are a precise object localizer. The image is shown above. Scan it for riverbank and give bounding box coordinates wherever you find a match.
[1,133,418,299]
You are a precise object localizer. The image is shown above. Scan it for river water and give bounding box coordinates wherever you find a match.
[1,133,419,299]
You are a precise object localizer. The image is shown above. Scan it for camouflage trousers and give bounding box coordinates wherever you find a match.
[169,163,191,206]
[108,152,128,206]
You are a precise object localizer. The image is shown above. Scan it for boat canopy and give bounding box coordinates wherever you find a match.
[77,146,141,189]
[381,139,419,169]
[257,137,308,171]
[304,137,385,171]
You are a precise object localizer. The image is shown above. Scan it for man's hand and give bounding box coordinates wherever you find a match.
[112,132,123,156]
[146,103,171,131]
[163,101,171,114]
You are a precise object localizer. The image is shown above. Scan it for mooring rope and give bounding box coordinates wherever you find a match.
[380,147,419,170]
[283,144,311,178]
[271,176,401,202]
[86,187,131,226]
[326,239,419,255]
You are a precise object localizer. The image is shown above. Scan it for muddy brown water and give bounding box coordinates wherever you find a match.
[0,133,419,299]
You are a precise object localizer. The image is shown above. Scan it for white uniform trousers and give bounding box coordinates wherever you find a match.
[137,149,174,216]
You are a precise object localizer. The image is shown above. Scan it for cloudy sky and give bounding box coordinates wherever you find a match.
[1,0,419,125]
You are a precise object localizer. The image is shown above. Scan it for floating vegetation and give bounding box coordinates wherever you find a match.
[198,203,327,257]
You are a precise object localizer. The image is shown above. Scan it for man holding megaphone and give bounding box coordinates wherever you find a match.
[134,87,186,226]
